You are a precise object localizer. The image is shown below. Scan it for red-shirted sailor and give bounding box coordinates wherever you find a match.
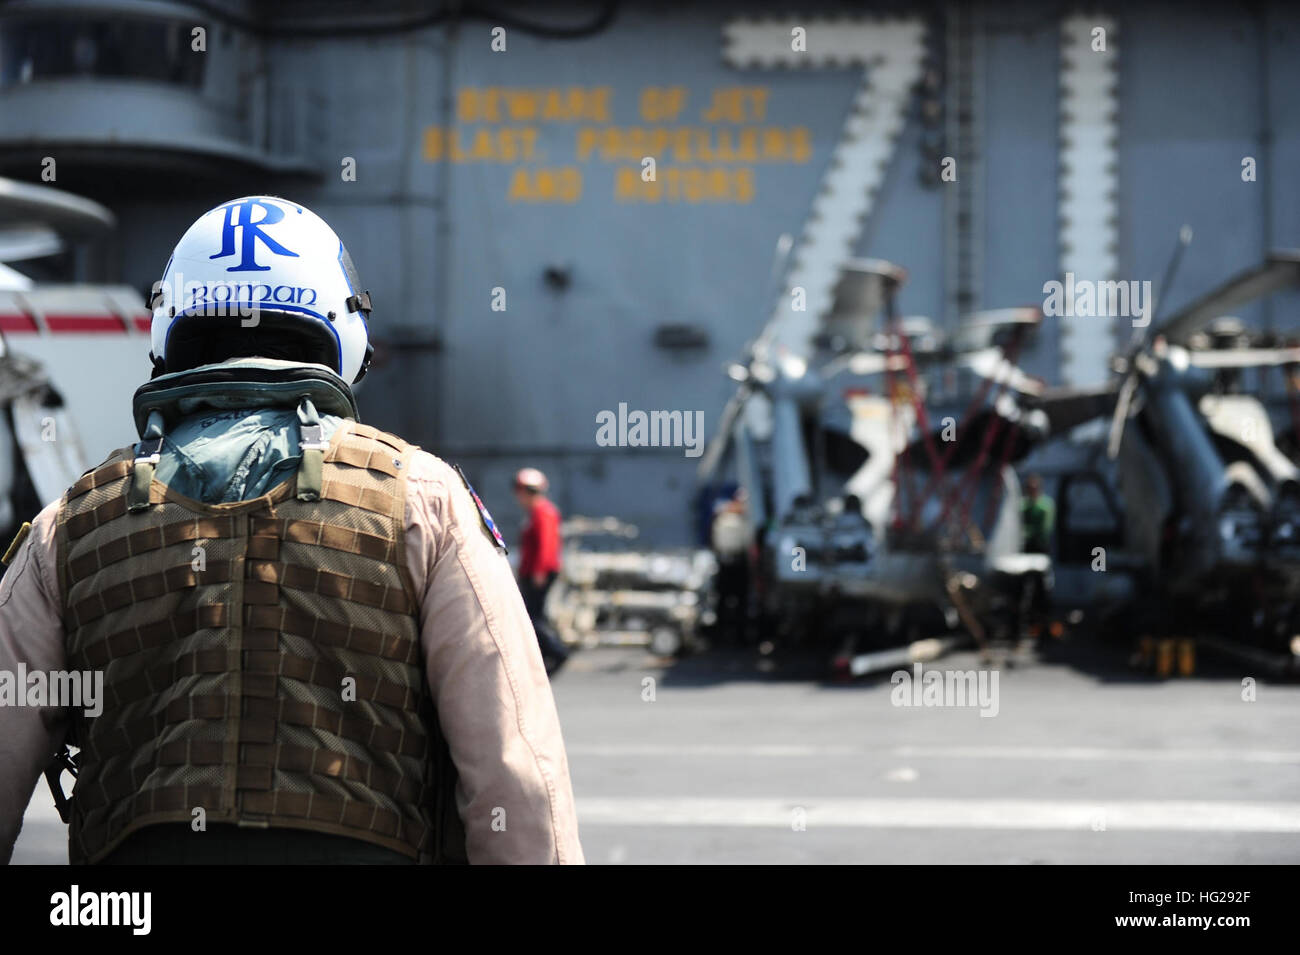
[513,468,570,674]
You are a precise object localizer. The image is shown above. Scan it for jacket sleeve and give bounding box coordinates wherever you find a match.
[0,501,70,864]
[404,452,584,864]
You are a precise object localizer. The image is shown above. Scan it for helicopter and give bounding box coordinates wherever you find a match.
[1046,248,1300,672]
[698,254,1072,670]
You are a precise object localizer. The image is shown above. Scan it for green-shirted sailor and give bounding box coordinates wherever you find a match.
[1021,473,1055,554]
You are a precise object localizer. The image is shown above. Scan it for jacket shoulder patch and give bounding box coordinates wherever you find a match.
[453,464,508,554]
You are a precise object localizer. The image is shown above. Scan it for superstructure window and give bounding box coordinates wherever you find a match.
[0,15,205,88]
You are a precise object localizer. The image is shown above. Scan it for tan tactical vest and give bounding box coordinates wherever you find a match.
[54,420,458,864]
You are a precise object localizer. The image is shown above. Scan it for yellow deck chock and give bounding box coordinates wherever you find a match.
[1139,636,1197,677]
[1155,638,1176,677]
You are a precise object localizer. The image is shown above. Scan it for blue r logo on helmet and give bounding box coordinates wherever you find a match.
[211,198,301,273]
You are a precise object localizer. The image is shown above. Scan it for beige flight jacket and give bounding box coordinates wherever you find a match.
[0,449,584,865]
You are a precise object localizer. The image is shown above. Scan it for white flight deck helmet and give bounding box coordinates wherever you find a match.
[149,196,373,383]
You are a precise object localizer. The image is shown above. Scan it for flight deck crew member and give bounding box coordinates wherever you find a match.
[0,196,583,865]
[512,468,569,674]
[1020,473,1055,555]
[1018,473,1055,644]
[710,487,751,644]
